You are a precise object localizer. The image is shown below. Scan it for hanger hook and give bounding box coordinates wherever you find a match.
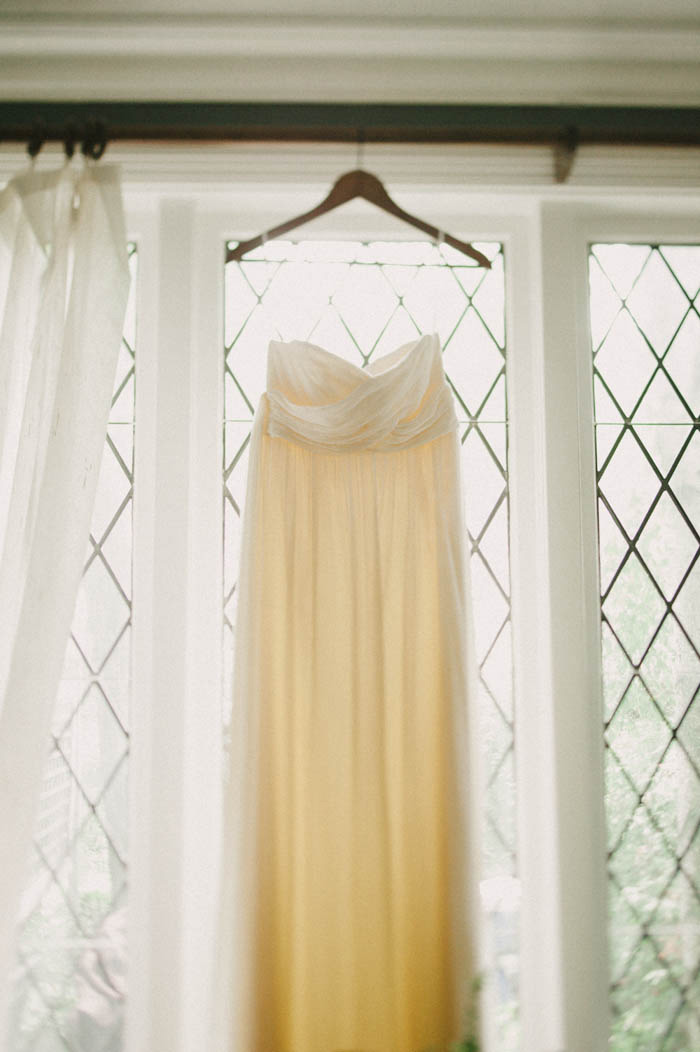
[356,128,365,170]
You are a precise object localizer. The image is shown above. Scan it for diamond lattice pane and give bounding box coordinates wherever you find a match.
[589,242,700,1051]
[602,552,667,666]
[223,237,519,1049]
[598,428,661,540]
[7,244,137,1052]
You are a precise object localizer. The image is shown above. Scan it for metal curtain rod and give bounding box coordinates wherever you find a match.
[3,102,700,183]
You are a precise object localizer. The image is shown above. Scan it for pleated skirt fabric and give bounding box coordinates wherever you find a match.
[213,334,482,1052]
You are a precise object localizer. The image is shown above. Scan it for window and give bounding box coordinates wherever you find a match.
[589,242,700,1049]
[3,150,699,1052]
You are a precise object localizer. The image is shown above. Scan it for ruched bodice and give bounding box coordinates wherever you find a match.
[264,332,457,453]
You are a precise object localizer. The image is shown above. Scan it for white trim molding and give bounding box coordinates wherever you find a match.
[2,142,700,199]
[1,15,699,106]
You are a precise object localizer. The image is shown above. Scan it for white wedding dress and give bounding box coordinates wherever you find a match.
[214,332,482,1052]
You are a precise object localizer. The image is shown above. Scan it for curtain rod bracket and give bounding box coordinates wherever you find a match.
[554,124,579,184]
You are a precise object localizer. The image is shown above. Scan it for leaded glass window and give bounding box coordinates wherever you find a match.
[222,237,519,1048]
[588,242,700,1049]
[6,243,138,1052]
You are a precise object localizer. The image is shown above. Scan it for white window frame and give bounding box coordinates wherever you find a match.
[28,153,698,1052]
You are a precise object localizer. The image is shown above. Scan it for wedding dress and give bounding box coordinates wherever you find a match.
[214,332,481,1052]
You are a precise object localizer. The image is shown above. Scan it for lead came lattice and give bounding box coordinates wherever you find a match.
[589,242,700,1050]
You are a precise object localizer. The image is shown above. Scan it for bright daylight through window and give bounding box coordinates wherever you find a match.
[589,242,700,1051]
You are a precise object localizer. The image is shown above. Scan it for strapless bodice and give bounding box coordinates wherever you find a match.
[264,333,457,454]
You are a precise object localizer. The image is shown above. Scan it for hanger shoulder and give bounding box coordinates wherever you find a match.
[226,170,362,262]
[358,175,492,268]
[227,200,330,262]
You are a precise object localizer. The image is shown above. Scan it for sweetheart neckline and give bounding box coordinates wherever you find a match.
[268,332,439,381]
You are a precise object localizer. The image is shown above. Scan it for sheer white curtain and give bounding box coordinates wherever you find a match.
[0,156,131,1032]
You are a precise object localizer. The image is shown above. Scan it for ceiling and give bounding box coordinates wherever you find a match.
[0,4,699,107]
[2,0,699,18]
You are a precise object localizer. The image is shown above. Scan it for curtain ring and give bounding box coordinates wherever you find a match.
[64,121,77,161]
[81,118,108,162]
[27,118,47,164]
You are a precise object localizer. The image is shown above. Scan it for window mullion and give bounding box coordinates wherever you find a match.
[506,213,572,1052]
[535,200,610,1052]
[127,197,196,1052]
[181,210,226,1052]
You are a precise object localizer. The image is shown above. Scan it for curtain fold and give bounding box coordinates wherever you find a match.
[0,158,131,1034]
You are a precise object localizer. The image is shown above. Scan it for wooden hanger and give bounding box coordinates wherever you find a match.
[226,168,492,269]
